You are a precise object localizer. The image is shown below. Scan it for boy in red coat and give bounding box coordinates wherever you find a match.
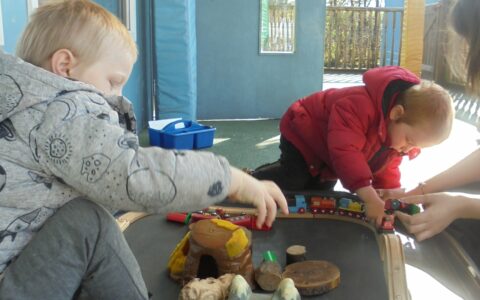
[252,66,454,225]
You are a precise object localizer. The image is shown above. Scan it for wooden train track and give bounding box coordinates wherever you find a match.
[209,205,410,300]
[116,206,409,300]
[116,211,150,232]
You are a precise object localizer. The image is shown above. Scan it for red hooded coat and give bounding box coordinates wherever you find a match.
[280,66,421,192]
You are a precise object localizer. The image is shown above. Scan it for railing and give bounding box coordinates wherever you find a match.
[324,6,404,71]
[261,3,296,53]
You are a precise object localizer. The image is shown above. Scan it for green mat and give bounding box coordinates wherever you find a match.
[140,119,281,169]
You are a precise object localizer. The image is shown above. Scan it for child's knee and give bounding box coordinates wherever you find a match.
[57,198,119,237]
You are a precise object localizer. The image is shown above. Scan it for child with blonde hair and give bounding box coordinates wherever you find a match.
[0,1,287,299]
[253,66,454,226]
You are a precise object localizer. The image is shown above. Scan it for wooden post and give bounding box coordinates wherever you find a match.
[254,251,283,292]
[400,0,425,76]
[286,245,307,265]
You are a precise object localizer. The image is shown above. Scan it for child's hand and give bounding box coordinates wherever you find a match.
[365,199,387,227]
[228,167,289,228]
[356,185,387,227]
[376,188,406,201]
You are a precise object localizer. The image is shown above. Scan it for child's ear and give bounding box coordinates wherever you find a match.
[389,104,405,121]
[50,49,77,77]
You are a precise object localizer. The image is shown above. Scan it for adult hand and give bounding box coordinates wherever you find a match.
[395,193,461,241]
[228,167,289,228]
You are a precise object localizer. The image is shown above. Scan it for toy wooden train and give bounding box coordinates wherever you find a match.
[285,191,419,233]
[287,193,366,220]
[166,191,419,233]
[166,208,271,231]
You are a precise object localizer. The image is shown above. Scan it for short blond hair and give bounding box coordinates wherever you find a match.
[396,81,454,142]
[16,0,137,67]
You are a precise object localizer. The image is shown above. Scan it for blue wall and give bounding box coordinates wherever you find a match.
[153,0,197,121]
[0,0,28,54]
[196,0,326,119]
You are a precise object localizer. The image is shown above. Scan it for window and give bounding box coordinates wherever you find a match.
[260,0,296,54]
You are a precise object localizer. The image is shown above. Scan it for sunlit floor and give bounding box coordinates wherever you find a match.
[405,264,463,300]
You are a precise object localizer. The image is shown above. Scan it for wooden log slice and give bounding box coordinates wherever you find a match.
[254,260,283,291]
[282,260,340,296]
[286,245,306,265]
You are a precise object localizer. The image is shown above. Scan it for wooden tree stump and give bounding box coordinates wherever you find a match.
[255,250,282,292]
[255,260,283,292]
[286,245,306,265]
[282,260,340,296]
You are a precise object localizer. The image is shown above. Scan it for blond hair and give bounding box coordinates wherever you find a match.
[396,81,454,142]
[16,0,137,67]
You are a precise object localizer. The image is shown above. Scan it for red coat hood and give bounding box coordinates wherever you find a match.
[363,66,421,117]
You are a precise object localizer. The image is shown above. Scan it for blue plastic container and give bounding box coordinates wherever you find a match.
[148,120,216,150]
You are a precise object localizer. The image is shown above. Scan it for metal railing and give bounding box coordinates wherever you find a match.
[324,6,404,71]
[260,3,296,53]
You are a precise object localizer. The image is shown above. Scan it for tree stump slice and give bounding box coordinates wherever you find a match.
[255,260,283,291]
[282,260,340,296]
[286,245,306,265]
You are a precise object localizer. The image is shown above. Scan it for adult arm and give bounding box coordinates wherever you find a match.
[407,147,480,196]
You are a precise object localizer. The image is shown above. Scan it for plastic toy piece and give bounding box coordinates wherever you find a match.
[166,212,191,224]
[384,199,420,215]
[149,119,216,150]
[337,197,365,219]
[310,196,335,214]
[286,193,366,221]
[225,215,271,231]
[379,216,395,234]
[288,195,307,213]
[166,209,271,231]
[263,250,277,262]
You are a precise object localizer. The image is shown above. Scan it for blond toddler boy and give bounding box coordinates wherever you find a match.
[0,1,287,299]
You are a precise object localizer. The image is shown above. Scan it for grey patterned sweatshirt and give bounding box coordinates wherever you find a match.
[0,52,231,274]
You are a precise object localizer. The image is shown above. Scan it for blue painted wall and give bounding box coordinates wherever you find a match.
[153,0,197,121]
[196,0,326,119]
[0,0,28,54]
